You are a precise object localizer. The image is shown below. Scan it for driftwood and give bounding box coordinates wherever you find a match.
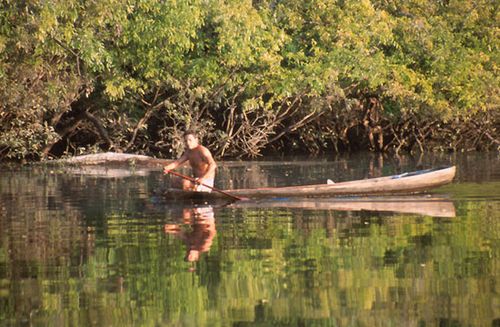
[49,152,169,166]
[41,152,172,178]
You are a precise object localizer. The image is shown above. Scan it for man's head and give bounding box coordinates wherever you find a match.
[183,130,199,150]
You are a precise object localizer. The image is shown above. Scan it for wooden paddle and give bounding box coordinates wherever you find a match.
[165,169,244,201]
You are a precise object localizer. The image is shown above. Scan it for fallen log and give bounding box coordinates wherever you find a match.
[47,152,170,166]
[39,152,172,178]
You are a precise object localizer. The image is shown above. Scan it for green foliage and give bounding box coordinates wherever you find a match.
[0,0,498,160]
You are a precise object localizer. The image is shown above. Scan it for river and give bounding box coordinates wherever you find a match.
[0,152,499,326]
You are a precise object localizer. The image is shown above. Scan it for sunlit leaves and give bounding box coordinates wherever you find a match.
[0,0,498,159]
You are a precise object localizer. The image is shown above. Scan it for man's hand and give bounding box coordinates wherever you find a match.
[192,177,205,191]
[164,161,179,174]
[194,177,204,185]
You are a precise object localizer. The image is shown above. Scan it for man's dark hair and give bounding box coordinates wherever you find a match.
[183,130,198,138]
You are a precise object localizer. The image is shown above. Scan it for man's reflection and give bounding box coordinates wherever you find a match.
[164,206,216,262]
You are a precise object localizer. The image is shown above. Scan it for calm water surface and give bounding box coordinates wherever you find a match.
[0,153,499,326]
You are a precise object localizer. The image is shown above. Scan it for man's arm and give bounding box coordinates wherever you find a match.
[164,153,188,173]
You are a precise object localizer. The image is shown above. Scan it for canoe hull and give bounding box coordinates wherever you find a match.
[163,166,456,200]
[226,166,456,198]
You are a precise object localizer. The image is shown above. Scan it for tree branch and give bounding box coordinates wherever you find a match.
[82,111,114,149]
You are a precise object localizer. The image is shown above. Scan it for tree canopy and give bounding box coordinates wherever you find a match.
[0,0,498,160]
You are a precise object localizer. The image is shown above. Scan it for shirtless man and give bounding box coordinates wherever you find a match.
[163,130,217,192]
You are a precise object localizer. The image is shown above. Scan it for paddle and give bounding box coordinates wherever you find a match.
[165,169,244,201]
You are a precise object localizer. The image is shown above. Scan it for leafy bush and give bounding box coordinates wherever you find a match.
[0,0,498,161]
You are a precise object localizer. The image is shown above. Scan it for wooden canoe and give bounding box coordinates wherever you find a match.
[162,166,456,200]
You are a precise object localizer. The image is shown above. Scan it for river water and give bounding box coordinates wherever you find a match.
[0,152,499,326]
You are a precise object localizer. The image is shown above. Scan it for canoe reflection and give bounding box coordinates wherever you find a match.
[164,206,216,262]
[229,196,456,217]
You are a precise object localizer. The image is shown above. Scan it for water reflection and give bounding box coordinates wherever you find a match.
[0,171,94,279]
[0,153,498,326]
[164,206,216,263]
[230,196,456,217]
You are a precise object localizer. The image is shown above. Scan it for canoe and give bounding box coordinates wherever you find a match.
[162,166,456,200]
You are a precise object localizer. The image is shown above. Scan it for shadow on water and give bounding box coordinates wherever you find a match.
[0,152,498,326]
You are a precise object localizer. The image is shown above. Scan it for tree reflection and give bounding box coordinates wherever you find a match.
[0,157,498,326]
[0,169,94,276]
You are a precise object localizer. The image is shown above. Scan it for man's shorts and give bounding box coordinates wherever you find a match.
[195,179,214,193]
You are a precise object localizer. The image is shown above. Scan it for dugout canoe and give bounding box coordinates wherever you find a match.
[162,166,456,200]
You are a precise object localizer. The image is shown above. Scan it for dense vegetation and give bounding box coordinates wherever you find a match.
[0,0,498,161]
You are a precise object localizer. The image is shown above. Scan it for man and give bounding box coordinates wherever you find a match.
[163,130,217,192]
